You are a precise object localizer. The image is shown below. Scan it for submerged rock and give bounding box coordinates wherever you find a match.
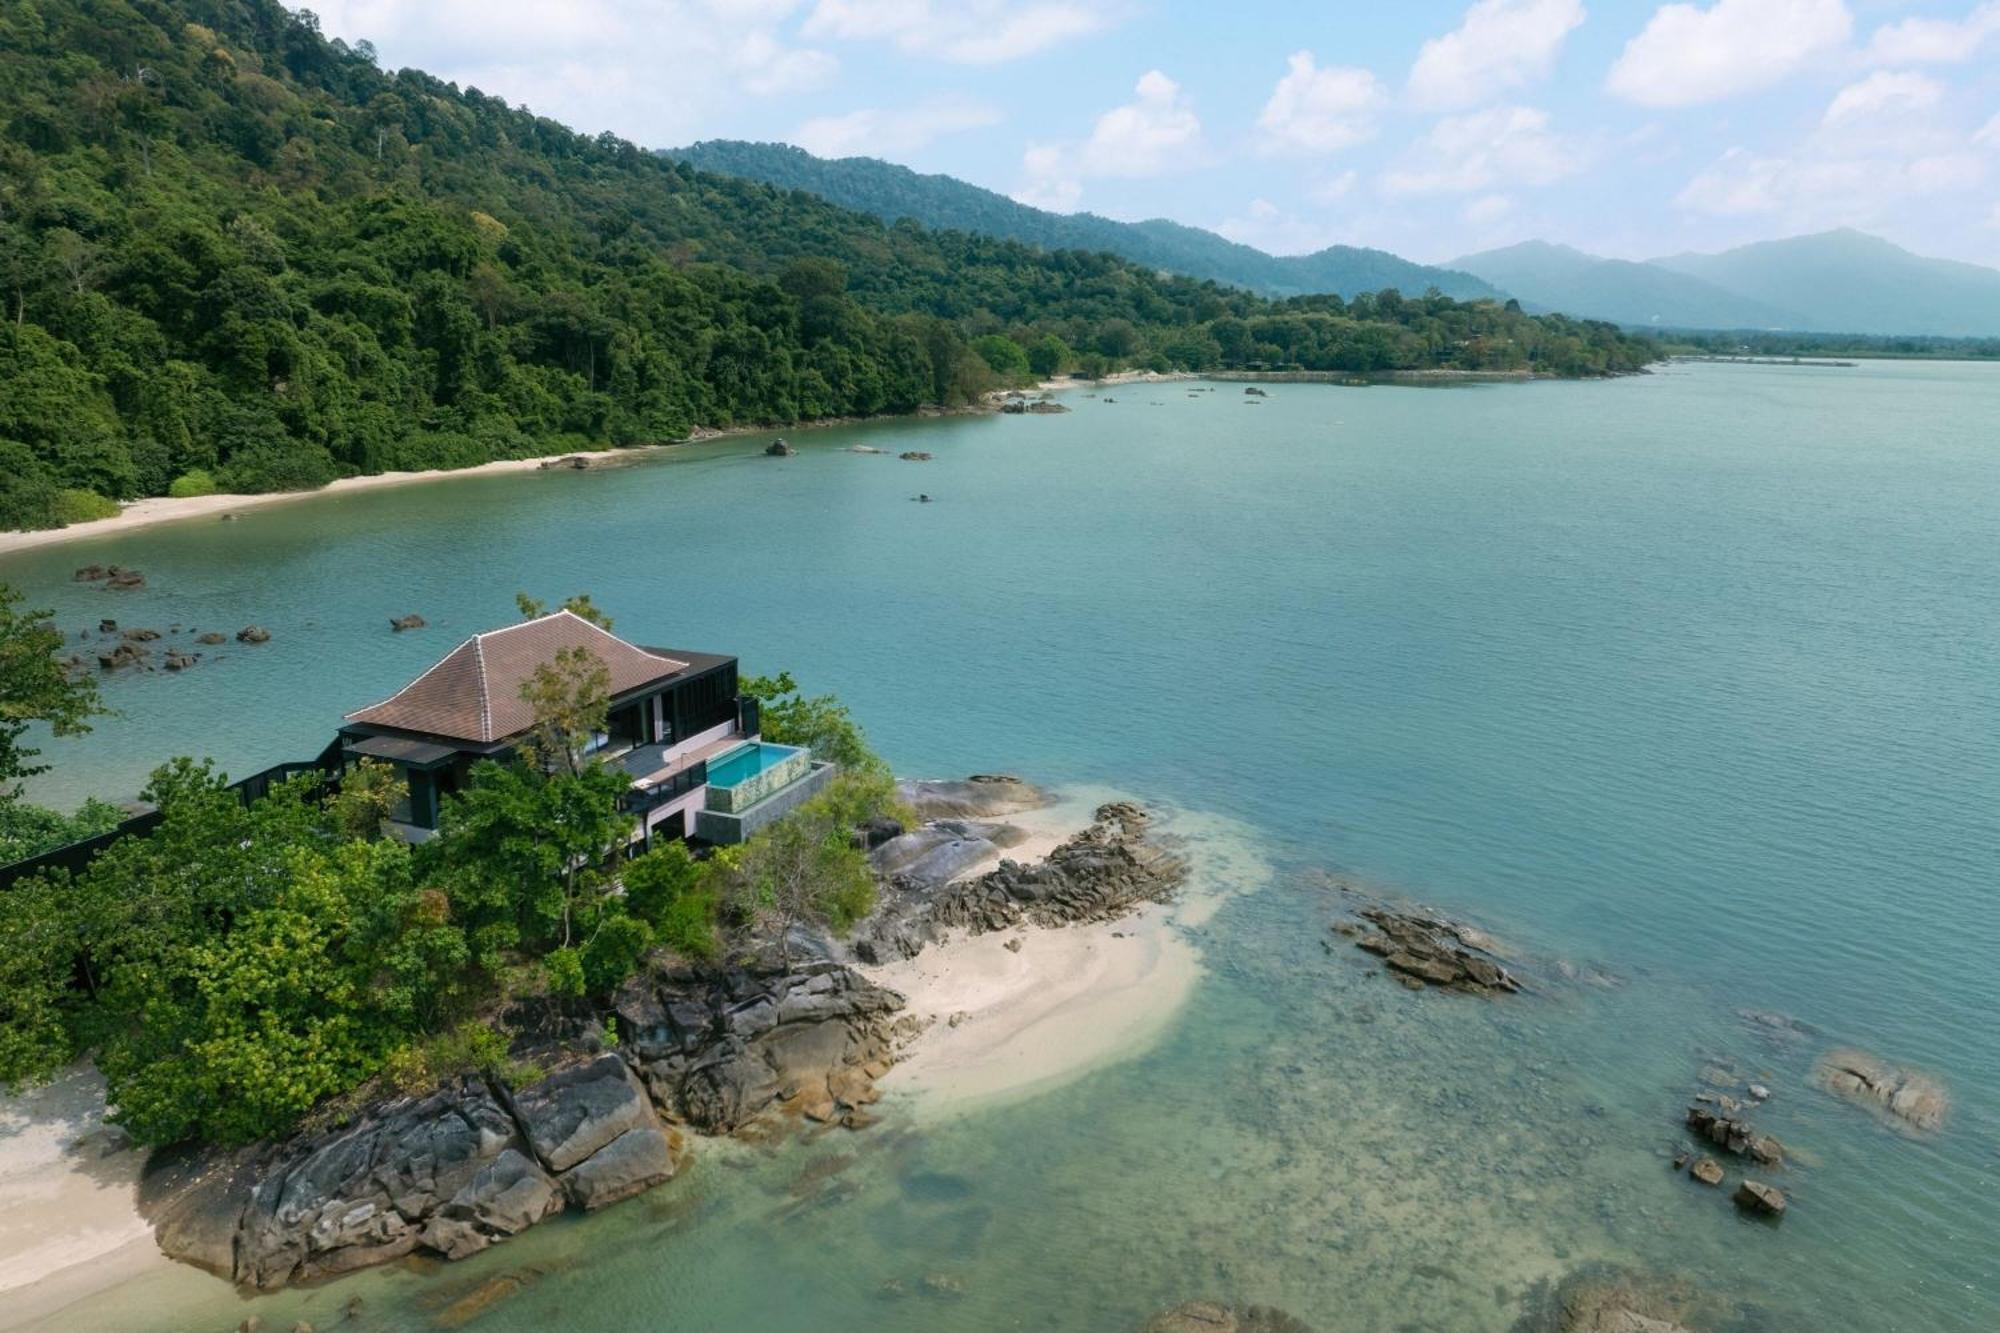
[1812,1048,1947,1133]
[898,450,933,461]
[1341,905,1522,995]
[1140,1302,1313,1333]
[1512,1266,1723,1333]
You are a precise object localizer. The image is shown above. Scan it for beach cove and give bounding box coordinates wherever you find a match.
[2,364,1997,1330]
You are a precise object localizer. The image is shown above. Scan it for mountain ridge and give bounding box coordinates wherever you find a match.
[664,140,1504,303]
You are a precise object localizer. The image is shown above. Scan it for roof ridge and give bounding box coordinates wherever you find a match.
[471,633,492,741]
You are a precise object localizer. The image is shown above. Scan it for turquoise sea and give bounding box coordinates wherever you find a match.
[5,361,1997,1331]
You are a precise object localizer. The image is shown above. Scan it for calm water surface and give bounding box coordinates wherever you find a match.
[7,362,1997,1331]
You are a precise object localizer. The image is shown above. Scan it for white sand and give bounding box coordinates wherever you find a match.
[0,1065,178,1331]
[858,789,1226,1116]
[0,447,662,556]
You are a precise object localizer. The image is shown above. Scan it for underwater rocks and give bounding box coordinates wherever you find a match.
[1812,1047,1948,1133]
[899,450,933,461]
[1140,1302,1313,1332]
[1336,905,1522,995]
[1511,1266,1728,1333]
[144,965,899,1289]
[75,564,145,588]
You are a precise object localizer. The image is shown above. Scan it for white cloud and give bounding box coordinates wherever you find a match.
[1605,0,1851,108]
[1015,69,1203,209]
[314,1,837,143]
[1214,198,1348,255]
[1865,1,2000,65]
[1678,74,1996,222]
[1823,71,1944,127]
[1409,0,1586,111]
[803,0,1115,63]
[1464,193,1515,225]
[793,99,1001,157]
[1255,52,1385,155]
[1311,170,1360,203]
[1381,105,1584,195]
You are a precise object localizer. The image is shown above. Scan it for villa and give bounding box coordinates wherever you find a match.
[337,610,832,846]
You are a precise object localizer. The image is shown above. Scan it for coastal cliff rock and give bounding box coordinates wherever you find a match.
[144,966,900,1289]
[1812,1048,1948,1133]
[617,963,902,1133]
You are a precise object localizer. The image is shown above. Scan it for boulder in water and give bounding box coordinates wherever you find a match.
[389,614,426,631]
[236,625,270,643]
[764,439,795,456]
[1812,1048,1947,1132]
[1733,1180,1786,1217]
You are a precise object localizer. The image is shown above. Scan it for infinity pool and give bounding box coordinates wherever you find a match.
[705,740,805,790]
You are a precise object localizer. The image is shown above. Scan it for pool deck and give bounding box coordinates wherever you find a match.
[617,730,746,790]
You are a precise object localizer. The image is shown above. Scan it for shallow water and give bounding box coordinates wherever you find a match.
[7,362,1999,1331]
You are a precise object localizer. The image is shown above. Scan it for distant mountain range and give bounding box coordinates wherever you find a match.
[665,141,2000,338]
[1450,231,2000,338]
[663,140,1503,303]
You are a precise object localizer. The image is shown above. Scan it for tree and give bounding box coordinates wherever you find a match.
[517,645,611,776]
[725,798,874,967]
[740,670,894,781]
[0,583,104,797]
[515,590,613,630]
[1027,333,1071,377]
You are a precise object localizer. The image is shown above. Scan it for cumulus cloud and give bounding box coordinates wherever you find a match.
[1678,74,1994,222]
[793,100,1001,157]
[314,0,837,141]
[1256,52,1386,155]
[1865,1,2000,65]
[1381,105,1584,195]
[1605,0,1851,108]
[1015,69,1203,210]
[1408,0,1587,111]
[803,0,1116,63]
[1823,71,1944,127]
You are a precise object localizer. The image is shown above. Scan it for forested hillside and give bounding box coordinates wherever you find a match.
[668,140,1504,303]
[0,0,1656,531]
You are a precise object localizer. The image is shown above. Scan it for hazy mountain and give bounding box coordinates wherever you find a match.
[665,141,1504,303]
[1448,240,1799,330]
[1649,229,2000,338]
[1454,230,2000,336]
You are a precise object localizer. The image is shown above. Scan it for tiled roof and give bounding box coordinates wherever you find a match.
[345,611,689,744]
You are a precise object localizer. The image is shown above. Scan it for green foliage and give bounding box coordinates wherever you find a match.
[971,333,1030,379]
[722,791,877,964]
[166,468,218,498]
[0,583,104,795]
[381,1019,518,1094]
[741,670,886,775]
[622,841,721,960]
[50,489,118,524]
[516,591,613,629]
[0,794,122,862]
[0,3,1653,532]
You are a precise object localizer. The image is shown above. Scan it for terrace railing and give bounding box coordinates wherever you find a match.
[622,758,708,816]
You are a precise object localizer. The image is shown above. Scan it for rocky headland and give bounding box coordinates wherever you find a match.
[126,776,1186,1294]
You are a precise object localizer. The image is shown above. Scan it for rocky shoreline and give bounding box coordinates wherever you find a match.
[134,778,1184,1294]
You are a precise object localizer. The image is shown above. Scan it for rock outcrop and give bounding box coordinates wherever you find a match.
[1812,1048,1947,1133]
[895,774,1047,821]
[1340,905,1522,994]
[764,439,795,456]
[389,614,426,631]
[855,801,1183,961]
[145,966,900,1290]
[237,625,271,643]
[616,963,902,1134]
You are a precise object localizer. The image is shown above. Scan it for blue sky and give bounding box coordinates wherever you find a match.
[313,1,2000,267]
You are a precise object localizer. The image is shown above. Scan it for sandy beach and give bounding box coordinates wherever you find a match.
[0,1066,179,1332]
[856,789,1219,1115]
[0,447,662,557]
